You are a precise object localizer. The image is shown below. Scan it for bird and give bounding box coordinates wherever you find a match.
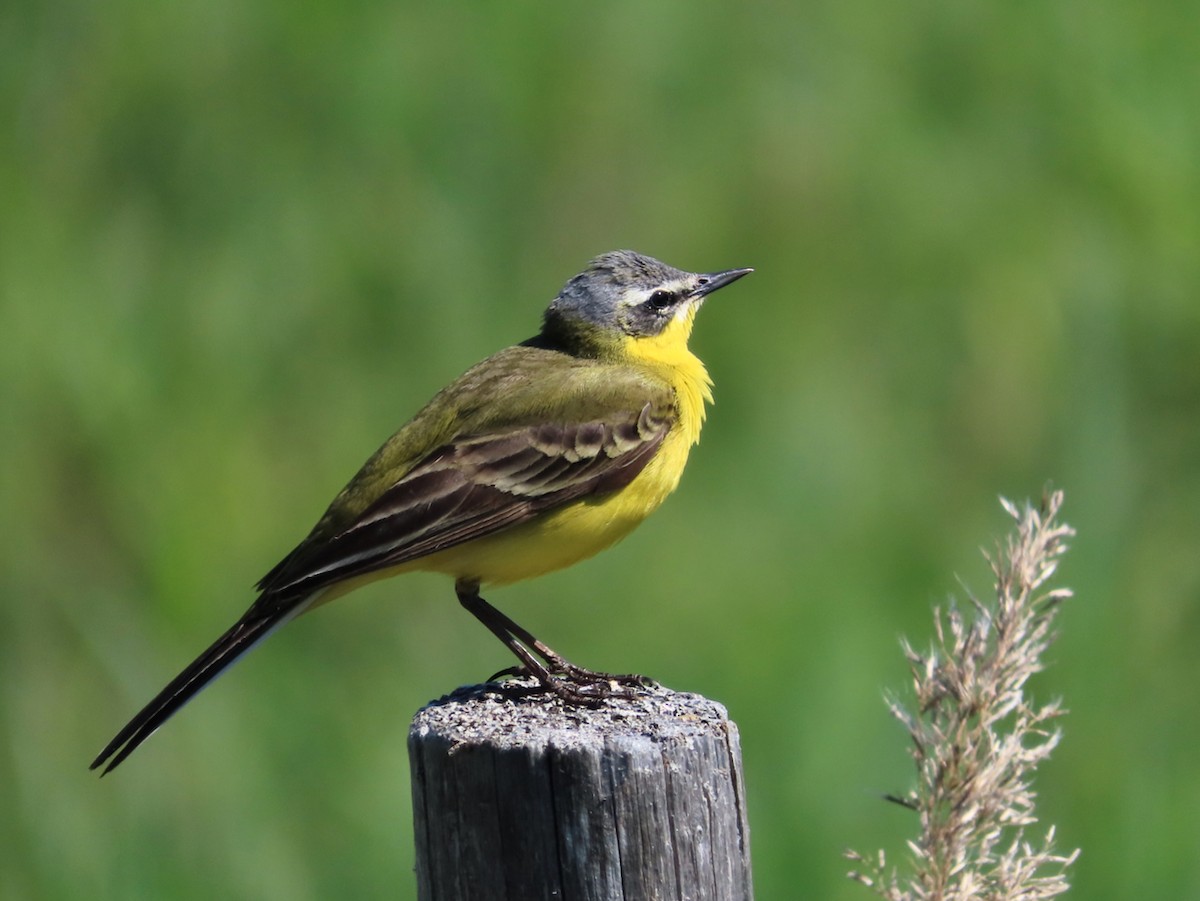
[91,249,752,774]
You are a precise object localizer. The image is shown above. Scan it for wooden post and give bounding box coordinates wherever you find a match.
[409,681,753,901]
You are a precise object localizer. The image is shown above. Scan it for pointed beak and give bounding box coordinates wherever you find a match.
[690,267,754,299]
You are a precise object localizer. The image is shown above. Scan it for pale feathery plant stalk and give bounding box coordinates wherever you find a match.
[847,489,1080,900]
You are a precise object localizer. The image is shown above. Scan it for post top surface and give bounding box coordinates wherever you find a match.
[410,681,736,751]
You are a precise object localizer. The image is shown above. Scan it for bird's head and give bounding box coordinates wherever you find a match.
[539,250,752,359]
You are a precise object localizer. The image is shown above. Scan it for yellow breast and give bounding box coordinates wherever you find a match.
[412,316,713,587]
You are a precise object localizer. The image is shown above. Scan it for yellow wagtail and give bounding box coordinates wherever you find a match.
[92,250,751,774]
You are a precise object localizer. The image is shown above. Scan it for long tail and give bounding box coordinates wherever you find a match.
[91,598,311,775]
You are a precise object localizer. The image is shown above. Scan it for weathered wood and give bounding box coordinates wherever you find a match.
[409,681,753,901]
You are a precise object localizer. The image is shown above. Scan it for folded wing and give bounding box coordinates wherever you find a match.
[255,402,673,601]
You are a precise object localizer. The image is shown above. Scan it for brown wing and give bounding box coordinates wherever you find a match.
[254,402,672,601]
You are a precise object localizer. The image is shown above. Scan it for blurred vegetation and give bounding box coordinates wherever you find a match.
[2,0,1198,898]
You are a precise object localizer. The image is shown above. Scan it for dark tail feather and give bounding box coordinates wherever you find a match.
[91,613,283,775]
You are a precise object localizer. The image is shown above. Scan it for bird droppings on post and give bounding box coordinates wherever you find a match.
[414,679,737,748]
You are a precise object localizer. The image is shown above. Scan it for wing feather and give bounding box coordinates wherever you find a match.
[255,401,673,600]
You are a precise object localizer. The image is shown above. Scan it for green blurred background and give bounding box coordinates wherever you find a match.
[3,0,1198,898]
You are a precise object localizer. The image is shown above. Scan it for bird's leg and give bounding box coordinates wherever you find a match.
[455,580,652,703]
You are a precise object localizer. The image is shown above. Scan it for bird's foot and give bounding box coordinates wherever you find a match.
[487,659,656,707]
[459,585,654,706]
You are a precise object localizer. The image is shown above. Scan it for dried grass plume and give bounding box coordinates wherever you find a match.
[847,489,1080,900]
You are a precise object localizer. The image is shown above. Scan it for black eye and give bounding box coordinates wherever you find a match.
[646,290,674,311]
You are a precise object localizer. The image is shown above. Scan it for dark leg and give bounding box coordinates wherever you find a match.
[455,579,651,704]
